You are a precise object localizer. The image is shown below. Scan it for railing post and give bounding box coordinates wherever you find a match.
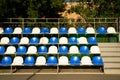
[118,17,120,42]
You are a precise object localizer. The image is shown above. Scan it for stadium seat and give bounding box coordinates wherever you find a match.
[4,27,13,34]
[1,56,12,66]
[32,27,40,34]
[5,46,16,54]
[27,46,37,54]
[59,56,69,65]
[23,27,32,34]
[10,37,20,44]
[16,46,27,54]
[59,46,68,54]
[86,27,95,34]
[81,56,92,65]
[24,56,35,66]
[20,37,29,44]
[69,46,79,54]
[0,27,3,34]
[88,37,97,44]
[69,37,78,44]
[0,37,9,44]
[39,37,49,44]
[59,37,68,44]
[41,27,50,34]
[80,46,89,54]
[59,27,68,34]
[13,27,22,34]
[47,56,58,65]
[48,46,58,54]
[97,27,107,34]
[90,46,100,54]
[12,56,23,66]
[107,27,116,33]
[78,37,88,44]
[50,27,58,34]
[0,46,5,54]
[92,56,103,65]
[49,37,58,44]
[77,27,86,34]
[35,56,46,65]
[30,37,39,44]
[70,56,80,65]
[68,27,77,34]
[38,46,48,54]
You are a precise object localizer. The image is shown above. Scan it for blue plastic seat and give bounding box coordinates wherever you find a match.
[80,46,89,54]
[92,56,103,65]
[49,37,58,44]
[77,27,86,34]
[70,56,80,65]
[23,27,32,34]
[97,27,107,34]
[30,37,39,44]
[24,56,35,66]
[16,46,27,54]
[59,46,68,54]
[0,46,5,54]
[59,27,68,34]
[1,56,12,66]
[10,37,20,44]
[47,56,58,65]
[4,27,13,34]
[38,46,48,54]
[88,37,97,44]
[69,37,78,44]
[41,28,50,34]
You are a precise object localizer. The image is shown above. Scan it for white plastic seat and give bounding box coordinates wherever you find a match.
[69,46,79,54]
[50,27,58,34]
[59,56,69,65]
[86,27,95,34]
[81,56,93,65]
[26,46,37,54]
[5,46,16,54]
[35,56,46,65]
[59,37,68,44]
[39,37,49,44]
[32,27,40,34]
[13,27,22,34]
[68,27,77,34]
[20,37,29,44]
[12,56,23,66]
[90,46,100,54]
[0,37,9,44]
[48,46,58,54]
[107,27,116,33]
[0,27,3,34]
[78,37,88,44]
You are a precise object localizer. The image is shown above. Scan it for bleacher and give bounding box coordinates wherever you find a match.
[0,18,119,73]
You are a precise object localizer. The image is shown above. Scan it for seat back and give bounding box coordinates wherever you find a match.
[30,37,39,44]
[68,27,77,34]
[97,27,107,34]
[4,27,13,34]
[59,46,68,54]
[49,37,58,44]
[0,27,3,34]
[12,56,23,65]
[80,46,89,54]
[81,56,92,65]
[0,37,9,44]
[23,27,32,34]
[88,37,97,44]
[32,27,40,34]
[69,37,78,44]
[35,56,46,65]
[39,37,49,44]
[16,46,27,54]
[59,56,69,65]
[27,46,37,54]
[78,37,88,44]
[92,56,103,65]
[5,46,16,54]
[48,46,58,54]
[41,28,49,34]
[24,56,35,65]
[107,27,116,33]
[59,37,68,44]
[47,56,58,65]
[70,56,80,65]
[77,27,86,34]
[50,27,58,34]
[13,27,22,34]
[59,27,68,34]
[0,46,5,54]
[38,46,48,54]
[1,56,12,65]
[69,46,79,54]
[10,37,20,44]
[86,27,95,34]
[20,37,29,44]
[90,46,100,54]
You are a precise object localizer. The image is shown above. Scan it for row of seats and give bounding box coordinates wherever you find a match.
[0,37,97,44]
[0,56,103,66]
[0,27,116,34]
[0,45,100,54]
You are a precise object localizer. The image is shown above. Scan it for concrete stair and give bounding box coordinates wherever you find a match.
[98,43,120,74]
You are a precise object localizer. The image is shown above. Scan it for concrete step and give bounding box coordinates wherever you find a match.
[101,52,120,57]
[103,57,120,63]
[104,69,120,74]
[98,43,120,47]
[100,47,120,51]
[104,63,120,68]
